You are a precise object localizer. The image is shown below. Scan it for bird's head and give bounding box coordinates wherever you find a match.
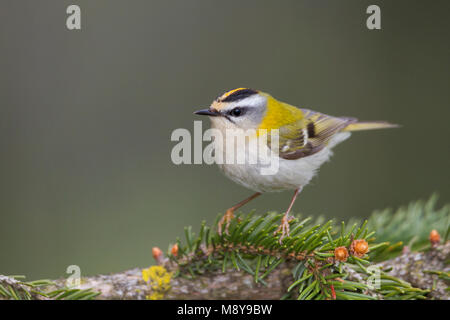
[194,88,269,131]
[194,88,302,132]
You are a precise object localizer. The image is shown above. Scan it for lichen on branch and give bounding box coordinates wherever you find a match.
[1,195,449,300]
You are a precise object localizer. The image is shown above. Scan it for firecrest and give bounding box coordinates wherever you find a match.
[194,88,397,242]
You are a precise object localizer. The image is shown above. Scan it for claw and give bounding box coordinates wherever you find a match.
[274,214,294,244]
[218,209,235,236]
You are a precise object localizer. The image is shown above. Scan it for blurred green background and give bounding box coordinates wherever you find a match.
[1,0,449,279]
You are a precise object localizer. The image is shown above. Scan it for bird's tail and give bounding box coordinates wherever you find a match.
[343,121,399,132]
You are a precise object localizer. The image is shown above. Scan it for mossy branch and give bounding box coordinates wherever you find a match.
[1,194,449,300]
[164,195,448,300]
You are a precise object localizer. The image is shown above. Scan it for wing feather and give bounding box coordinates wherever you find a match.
[271,109,356,160]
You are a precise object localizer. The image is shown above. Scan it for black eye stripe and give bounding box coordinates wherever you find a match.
[230,107,242,116]
[226,107,248,117]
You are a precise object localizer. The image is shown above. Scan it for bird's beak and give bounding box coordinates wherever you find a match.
[193,108,220,117]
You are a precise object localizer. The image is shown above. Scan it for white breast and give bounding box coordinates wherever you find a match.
[215,132,351,193]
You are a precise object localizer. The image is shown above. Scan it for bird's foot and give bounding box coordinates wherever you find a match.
[274,214,294,244]
[218,209,235,236]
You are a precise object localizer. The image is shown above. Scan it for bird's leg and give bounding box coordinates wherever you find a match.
[274,187,302,244]
[218,192,261,236]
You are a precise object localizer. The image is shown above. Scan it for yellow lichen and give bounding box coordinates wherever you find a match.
[142,265,172,300]
[146,292,165,300]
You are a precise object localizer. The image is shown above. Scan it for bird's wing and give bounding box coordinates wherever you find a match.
[269,109,357,160]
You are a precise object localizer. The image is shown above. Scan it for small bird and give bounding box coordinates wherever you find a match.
[194,88,398,242]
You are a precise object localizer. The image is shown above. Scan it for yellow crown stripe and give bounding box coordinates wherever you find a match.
[221,88,248,99]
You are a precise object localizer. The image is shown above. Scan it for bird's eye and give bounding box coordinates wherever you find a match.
[230,107,242,117]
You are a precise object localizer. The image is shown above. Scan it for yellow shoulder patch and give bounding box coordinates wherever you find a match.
[258,95,304,131]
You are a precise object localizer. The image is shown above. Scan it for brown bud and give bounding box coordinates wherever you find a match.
[152,247,163,261]
[334,246,349,262]
[350,239,369,257]
[429,230,440,246]
[171,244,179,257]
[402,246,410,255]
